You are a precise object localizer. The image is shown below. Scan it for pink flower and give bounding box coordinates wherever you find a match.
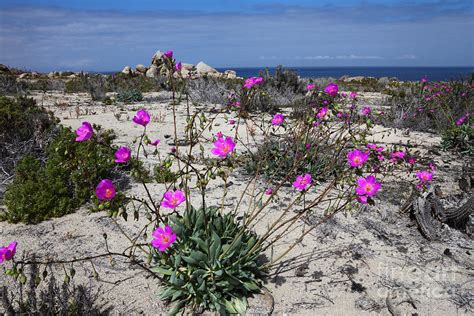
[416,170,433,182]
[0,242,17,264]
[271,113,285,126]
[324,83,339,96]
[316,107,328,119]
[216,132,223,139]
[390,151,405,161]
[408,157,417,165]
[243,77,264,89]
[115,147,131,163]
[229,119,236,125]
[356,195,368,204]
[347,149,369,168]
[366,143,384,152]
[161,190,186,209]
[341,92,347,97]
[421,76,428,83]
[429,162,436,171]
[96,179,116,201]
[164,50,173,58]
[355,176,381,197]
[211,136,236,157]
[265,188,273,195]
[150,139,161,146]
[456,113,469,126]
[307,83,316,91]
[350,91,357,98]
[293,173,312,191]
[305,143,311,150]
[377,154,385,161]
[175,62,182,71]
[133,109,150,126]
[75,122,93,142]
[361,107,372,116]
[151,226,176,252]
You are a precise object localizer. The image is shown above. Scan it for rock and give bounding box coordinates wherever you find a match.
[246,289,274,315]
[48,72,55,79]
[0,64,10,73]
[345,76,376,82]
[146,65,158,78]
[151,50,165,66]
[180,68,190,77]
[195,61,218,75]
[62,71,74,76]
[68,74,76,79]
[121,66,132,75]
[18,73,28,79]
[224,70,237,79]
[30,72,39,78]
[181,63,194,70]
[135,64,147,73]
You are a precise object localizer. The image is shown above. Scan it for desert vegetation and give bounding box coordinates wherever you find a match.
[0,54,472,315]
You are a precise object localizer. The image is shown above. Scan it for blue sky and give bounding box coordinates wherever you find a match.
[0,0,473,71]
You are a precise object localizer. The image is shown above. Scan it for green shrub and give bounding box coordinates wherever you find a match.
[116,89,143,103]
[154,160,179,183]
[245,136,337,182]
[3,125,117,223]
[441,124,473,155]
[151,206,265,314]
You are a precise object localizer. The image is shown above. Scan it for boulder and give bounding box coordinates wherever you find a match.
[151,50,165,66]
[224,70,237,79]
[121,66,132,75]
[195,62,218,75]
[146,65,158,78]
[68,74,76,79]
[181,63,194,70]
[48,72,55,79]
[135,64,147,73]
[18,73,28,79]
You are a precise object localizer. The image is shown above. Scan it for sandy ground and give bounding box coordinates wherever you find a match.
[1,91,472,315]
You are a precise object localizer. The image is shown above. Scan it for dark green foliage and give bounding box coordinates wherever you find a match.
[154,160,179,183]
[441,124,473,155]
[245,136,338,182]
[3,125,117,223]
[0,74,26,94]
[116,89,143,103]
[151,206,266,315]
[0,96,57,143]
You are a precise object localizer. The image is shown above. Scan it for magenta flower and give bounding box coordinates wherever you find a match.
[133,109,150,126]
[356,195,368,204]
[161,190,186,209]
[341,92,347,97]
[75,122,93,142]
[361,107,372,116]
[151,226,177,252]
[416,170,433,183]
[324,83,339,96]
[316,107,328,119]
[347,149,369,168]
[421,76,428,83]
[293,173,312,191]
[95,179,116,201]
[0,242,17,264]
[271,113,285,126]
[243,77,264,89]
[355,176,381,197]
[265,188,273,195]
[390,151,405,161]
[115,147,131,163]
[366,143,384,152]
[408,156,417,165]
[350,91,357,98]
[211,136,236,157]
[307,83,316,91]
[175,62,182,71]
[229,119,236,125]
[164,50,173,58]
[149,139,161,146]
[216,132,223,139]
[456,113,469,126]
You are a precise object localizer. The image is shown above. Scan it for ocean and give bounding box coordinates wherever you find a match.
[215,67,474,82]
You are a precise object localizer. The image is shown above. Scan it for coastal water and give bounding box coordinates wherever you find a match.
[216,67,474,82]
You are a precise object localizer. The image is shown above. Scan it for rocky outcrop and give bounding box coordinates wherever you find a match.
[151,50,165,67]
[121,66,132,75]
[146,65,158,78]
[135,64,147,74]
[195,61,218,75]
